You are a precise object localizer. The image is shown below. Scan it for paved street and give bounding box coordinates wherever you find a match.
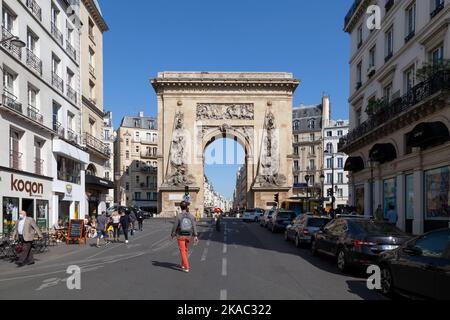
[0,218,384,300]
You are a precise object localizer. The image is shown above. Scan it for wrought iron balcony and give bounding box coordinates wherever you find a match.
[10,150,22,170]
[27,105,44,124]
[67,128,79,144]
[141,151,157,159]
[53,121,65,139]
[52,72,64,93]
[339,70,450,153]
[51,22,63,46]
[26,48,42,76]
[84,132,111,157]
[26,0,42,21]
[67,84,77,104]
[35,158,44,175]
[1,26,22,60]
[66,40,76,60]
[2,92,22,113]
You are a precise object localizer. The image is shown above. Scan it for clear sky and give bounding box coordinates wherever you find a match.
[100,0,354,199]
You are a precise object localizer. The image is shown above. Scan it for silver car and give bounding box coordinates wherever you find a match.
[285,215,331,247]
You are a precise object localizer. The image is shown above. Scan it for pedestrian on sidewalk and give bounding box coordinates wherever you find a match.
[13,210,43,267]
[129,209,137,236]
[136,210,144,232]
[96,211,109,248]
[111,210,121,243]
[119,210,130,244]
[171,201,199,273]
[386,205,398,226]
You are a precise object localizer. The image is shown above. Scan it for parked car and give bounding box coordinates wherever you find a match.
[285,215,331,247]
[267,210,297,233]
[311,218,411,272]
[243,209,260,222]
[260,209,275,228]
[378,228,450,300]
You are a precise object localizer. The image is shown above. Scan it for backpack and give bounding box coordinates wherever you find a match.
[179,213,193,235]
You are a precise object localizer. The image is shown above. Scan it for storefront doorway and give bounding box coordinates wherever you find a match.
[59,201,71,223]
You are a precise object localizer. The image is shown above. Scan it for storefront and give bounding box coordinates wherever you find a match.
[0,170,52,234]
[85,174,114,217]
[52,180,85,225]
[424,166,450,232]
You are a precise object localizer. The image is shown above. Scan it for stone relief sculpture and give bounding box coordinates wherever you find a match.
[164,111,195,187]
[255,109,287,188]
[196,104,254,120]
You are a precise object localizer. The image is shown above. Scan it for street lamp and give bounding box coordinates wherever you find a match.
[0,36,26,48]
[305,175,310,212]
[320,174,325,209]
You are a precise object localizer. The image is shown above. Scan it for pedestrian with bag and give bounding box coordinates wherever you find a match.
[13,210,43,267]
[111,210,121,243]
[95,211,109,248]
[171,202,199,273]
[136,210,145,232]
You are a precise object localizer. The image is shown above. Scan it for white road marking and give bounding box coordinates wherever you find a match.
[222,258,227,276]
[220,289,227,300]
[223,244,227,254]
[201,248,209,261]
[206,240,211,247]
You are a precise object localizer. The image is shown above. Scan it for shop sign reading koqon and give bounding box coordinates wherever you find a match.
[10,174,44,196]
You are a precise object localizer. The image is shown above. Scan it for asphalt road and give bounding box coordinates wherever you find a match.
[0,218,384,300]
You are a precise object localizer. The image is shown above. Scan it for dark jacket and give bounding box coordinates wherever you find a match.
[171,212,198,238]
[120,215,130,230]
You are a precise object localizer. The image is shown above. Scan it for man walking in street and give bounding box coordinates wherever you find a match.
[171,202,199,273]
[136,210,145,232]
[13,210,43,267]
[96,211,109,248]
[120,210,131,244]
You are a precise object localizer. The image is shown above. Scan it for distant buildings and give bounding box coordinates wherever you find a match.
[233,166,247,210]
[114,112,158,213]
[204,176,232,212]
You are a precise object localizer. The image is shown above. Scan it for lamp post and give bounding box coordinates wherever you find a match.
[305,175,310,212]
[368,158,375,217]
[320,173,325,209]
[0,36,26,48]
[324,146,336,210]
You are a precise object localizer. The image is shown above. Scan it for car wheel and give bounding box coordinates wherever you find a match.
[311,239,318,256]
[380,265,394,297]
[337,248,348,273]
[295,235,301,248]
[284,231,289,241]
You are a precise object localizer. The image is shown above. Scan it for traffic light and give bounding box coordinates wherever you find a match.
[185,186,190,196]
[274,193,279,204]
[327,188,333,197]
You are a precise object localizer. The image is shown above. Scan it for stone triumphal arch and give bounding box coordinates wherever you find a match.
[151,72,299,216]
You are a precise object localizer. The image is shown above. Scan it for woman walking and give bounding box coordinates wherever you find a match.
[111,210,121,243]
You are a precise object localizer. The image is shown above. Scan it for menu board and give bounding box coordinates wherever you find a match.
[67,220,86,244]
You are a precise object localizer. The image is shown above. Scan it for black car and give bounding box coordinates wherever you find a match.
[267,211,297,233]
[311,218,411,272]
[378,228,450,300]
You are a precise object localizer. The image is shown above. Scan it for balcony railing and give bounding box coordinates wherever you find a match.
[52,72,64,93]
[141,151,158,158]
[84,132,111,156]
[26,0,42,21]
[35,158,44,175]
[2,92,23,113]
[53,121,65,139]
[27,105,44,124]
[10,150,22,170]
[339,70,450,152]
[26,48,42,76]
[89,64,96,77]
[51,22,63,46]
[1,26,22,60]
[66,40,76,60]
[67,128,78,144]
[67,84,77,104]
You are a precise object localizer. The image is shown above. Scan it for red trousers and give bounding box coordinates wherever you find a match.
[177,237,190,270]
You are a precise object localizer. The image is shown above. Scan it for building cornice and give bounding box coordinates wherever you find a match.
[82,0,109,32]
[82,95,105,118]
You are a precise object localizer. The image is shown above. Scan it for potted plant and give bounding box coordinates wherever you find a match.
[365,98,385,117]
[416,59,450,82]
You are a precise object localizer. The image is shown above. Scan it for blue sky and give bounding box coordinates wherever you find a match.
[101,0,354,199]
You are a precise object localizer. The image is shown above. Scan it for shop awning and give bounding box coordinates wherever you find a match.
[85,175,115,190]
[344,157,365,172]
[369,143,397,164]
[407,122,450,149]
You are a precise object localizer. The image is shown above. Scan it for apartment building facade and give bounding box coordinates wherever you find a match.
[323,120,350,208]
[340,0,450,234]
[79,0,112,216]
[115,112,158,213]
[292,96,328,201]
[1,0,89,232]
[233,166,247,210]
[103,110,114,207]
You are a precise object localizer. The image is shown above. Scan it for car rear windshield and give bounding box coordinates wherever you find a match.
[307,218,330,228]
[351,221,405,235]
[278,212,296,219]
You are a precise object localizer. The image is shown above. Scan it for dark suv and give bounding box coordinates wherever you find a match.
[311,218,411,272]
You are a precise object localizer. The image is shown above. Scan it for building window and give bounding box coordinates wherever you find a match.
[147,192,152,200]
[405,3,416,40]
[431,0,444,17]
[294,147,299,155]
[125,182,129,191]
[28,85,39,109]
[337,130,343,137]
[310,133,315,141]
[88,18,95,39]
[430,44,444,65]
[369,46,376,68]
[383,83,393,104]
[126,139,129,146]
[125,151,130,160]
[338,172,344,184]
[326,158,333,169]
[424,167,450,221]
[308,119,315,129]
[294,176,299,184]
[326,143,333,153]
[27,29,39,54]
[356,62,362,88]
[136,146,140,153]
[405,174,414,222]
[337,158,344,169]
[357,24,363,47]
[385,26,394,59]
[294,160,299,171]
[2,5,15,32]
[136,176,140,184]
[293,121,300,131]
[355,108,362,126]
[294,135,299,143]
[309,159,315,170]
[57,156,81,184]
[327,131,332,137]
[135,192,141,200]
[404,65,416,93]
[309,145,315,155]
